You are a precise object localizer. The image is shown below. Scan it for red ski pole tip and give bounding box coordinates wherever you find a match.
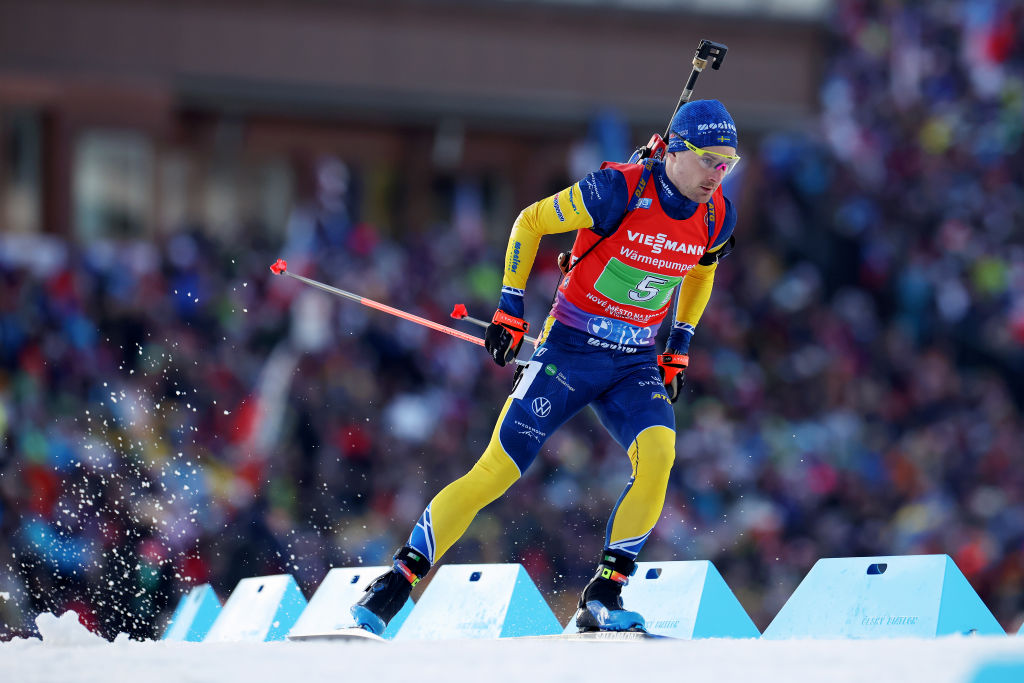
[450,304,468,319]
[270,259,288,275]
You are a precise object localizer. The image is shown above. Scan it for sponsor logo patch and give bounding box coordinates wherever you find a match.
[514,420,546,443]
[586,316,614,339]
[656,172,675,197]
[696,120,737,134]
[651,392,671,403]
[554,372,575,392]
[553,196,565,221]
[626,230,706,256]
[509,241,522,272]
[637,198,652,209]
[583,314,656,346]
[544,364,557,376]
[531,396,552,418]
[568,187,580,214]
[586,337,639,353]
[618,247,694,274]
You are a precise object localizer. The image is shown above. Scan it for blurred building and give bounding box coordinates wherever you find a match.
[1,0,823,242]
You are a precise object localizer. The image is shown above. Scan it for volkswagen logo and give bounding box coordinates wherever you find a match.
[531,397,552,418]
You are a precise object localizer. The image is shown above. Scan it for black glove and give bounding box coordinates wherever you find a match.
[698,235,736,266]
[484,310,529,367]
[658,351,689,403]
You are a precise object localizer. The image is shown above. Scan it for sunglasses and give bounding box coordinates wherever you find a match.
[682,139,741,174]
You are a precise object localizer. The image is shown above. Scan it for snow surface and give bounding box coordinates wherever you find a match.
[0,611,1022,683]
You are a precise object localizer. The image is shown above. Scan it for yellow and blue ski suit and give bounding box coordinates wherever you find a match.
[408,158,736,564]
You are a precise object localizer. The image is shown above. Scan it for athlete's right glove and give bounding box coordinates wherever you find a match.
[484,310,529,367]
[658,351,689,403]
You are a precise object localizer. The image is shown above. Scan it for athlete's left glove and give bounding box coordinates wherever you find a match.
[485,310,529,367]
[658,351,689,403]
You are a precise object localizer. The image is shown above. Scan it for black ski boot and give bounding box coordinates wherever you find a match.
[350,546,430,635]
[573,550,645,632]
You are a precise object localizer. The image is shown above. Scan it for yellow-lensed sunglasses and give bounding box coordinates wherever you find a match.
[682,139,741,174]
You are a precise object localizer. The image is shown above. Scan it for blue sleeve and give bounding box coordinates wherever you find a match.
[498,286,525,319]
[666,322,694,355]
[710,195,737,250]
[578,167,629,237]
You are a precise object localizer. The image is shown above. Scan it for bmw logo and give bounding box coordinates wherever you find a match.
[531,397,552,418]
[587,317,613,339]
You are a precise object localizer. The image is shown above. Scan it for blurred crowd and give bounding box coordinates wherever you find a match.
[1,0,1023,639]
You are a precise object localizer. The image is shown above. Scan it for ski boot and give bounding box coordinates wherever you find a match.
[350,546,430,635]
[573,550,646,632]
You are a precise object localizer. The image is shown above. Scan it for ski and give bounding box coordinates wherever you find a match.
[513,631,672,641]
[289,628,672,642]
[288,627,385,642]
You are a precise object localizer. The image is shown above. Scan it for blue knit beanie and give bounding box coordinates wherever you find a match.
[666,99,738,153]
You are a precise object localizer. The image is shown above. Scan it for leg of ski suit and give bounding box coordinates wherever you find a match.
[406,322,676,566]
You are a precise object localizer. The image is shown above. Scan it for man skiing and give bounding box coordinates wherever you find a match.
[351,99,739,634]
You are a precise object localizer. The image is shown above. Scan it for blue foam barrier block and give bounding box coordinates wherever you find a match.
[968,659,1024,683]
[560,560,759,638]
[204,574,308,642]
[762,554,1005,639]
[288,565,413,640]
[396,563,562,640]
[162,583,221,641]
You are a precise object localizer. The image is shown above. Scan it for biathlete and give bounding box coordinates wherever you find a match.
[351,99,740,633]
